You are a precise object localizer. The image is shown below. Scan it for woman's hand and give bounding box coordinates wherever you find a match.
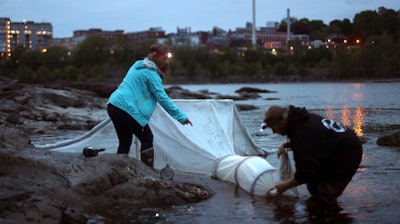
[183,118,192,126]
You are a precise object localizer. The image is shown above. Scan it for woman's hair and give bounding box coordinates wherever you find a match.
[147,43,171,77]
[150,43,170,54]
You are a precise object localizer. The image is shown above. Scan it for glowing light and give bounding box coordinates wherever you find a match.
[167,52,172,58]
[271,48,277,56]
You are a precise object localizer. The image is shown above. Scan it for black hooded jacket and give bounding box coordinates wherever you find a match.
[286,105,362,184]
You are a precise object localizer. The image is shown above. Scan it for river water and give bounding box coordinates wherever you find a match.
[35,82,400,223]
[141,82,400,224]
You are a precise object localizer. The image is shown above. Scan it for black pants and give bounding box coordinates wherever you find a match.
[307,138,362,205]
[306,179,350,205]
[107,103,153,154]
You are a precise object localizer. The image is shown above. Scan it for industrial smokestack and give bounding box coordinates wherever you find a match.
[252,0,256,48]
[287,8,291,43]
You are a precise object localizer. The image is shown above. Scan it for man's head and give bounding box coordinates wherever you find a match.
[148,43,172,75]
[261,105,289,135]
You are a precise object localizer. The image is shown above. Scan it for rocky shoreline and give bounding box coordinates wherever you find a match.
[0,77,213,224]
[1,76,399,223]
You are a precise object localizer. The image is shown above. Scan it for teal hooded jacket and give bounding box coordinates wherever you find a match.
[108,58,188,127]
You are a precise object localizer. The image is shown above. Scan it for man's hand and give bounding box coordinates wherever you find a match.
[265,187,280,198]
[277,142,288,158]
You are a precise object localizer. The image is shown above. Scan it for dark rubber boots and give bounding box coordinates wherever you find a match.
[141,148,154,167]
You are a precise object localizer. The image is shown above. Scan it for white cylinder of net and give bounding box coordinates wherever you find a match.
[213,155,277,196]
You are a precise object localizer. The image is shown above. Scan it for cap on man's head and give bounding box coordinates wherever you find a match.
[263,105,287,128]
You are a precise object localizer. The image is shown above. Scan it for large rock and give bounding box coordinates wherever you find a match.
[0,125,212,223]
[376,131,400,147]
[165,85,212,99]
[0,77,107,134]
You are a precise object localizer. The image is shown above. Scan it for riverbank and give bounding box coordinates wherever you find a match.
[165,73,400,85]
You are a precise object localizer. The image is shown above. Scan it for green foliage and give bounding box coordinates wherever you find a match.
[64,65,79,80]
[331,48,354,79]
[14,65,35,83]
[73,35,110,67]
[42,46,70,69]
[303,47,333,68]
[19,50,42,70]
[389,55,400,76]
[3,46,26,71]
[274,62,296,76]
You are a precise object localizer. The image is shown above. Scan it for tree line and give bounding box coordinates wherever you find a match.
[1,7,399,83]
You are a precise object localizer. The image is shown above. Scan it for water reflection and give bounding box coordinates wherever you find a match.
[325,106,366,136]
[305,202,354,224]
[270,196,302,223]
[269,196,355,224]
[353,107,366,136]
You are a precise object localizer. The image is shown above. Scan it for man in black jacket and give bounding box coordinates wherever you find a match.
[262,105,363,205]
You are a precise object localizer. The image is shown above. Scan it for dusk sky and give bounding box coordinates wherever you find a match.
[2,0,399,38]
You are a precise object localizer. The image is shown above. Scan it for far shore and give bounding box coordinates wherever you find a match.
[168,75,400,84]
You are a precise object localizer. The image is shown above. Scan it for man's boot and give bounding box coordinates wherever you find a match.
[141,147,154,167]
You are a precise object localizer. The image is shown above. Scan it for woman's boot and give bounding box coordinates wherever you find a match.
[141,147,154,167]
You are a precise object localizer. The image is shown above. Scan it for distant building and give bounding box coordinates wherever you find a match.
[205,27,228,53]
[9,20,53,51]
[125,27,166,46]
[170,27,200,46]
[291,34,310,46]
[228,22,290,50]
[64,28,125,50]
[0,17,11,59]
[1,18,53,59]
[51,28,167,51]
[258,27,288,49]
[73,28,124,39]
[0,18,53,59]
[52,37,75,51]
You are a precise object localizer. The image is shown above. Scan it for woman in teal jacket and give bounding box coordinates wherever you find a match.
[107,44,192,167]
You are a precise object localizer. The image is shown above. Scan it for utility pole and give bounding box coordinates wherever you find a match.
[252,0,256,48]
